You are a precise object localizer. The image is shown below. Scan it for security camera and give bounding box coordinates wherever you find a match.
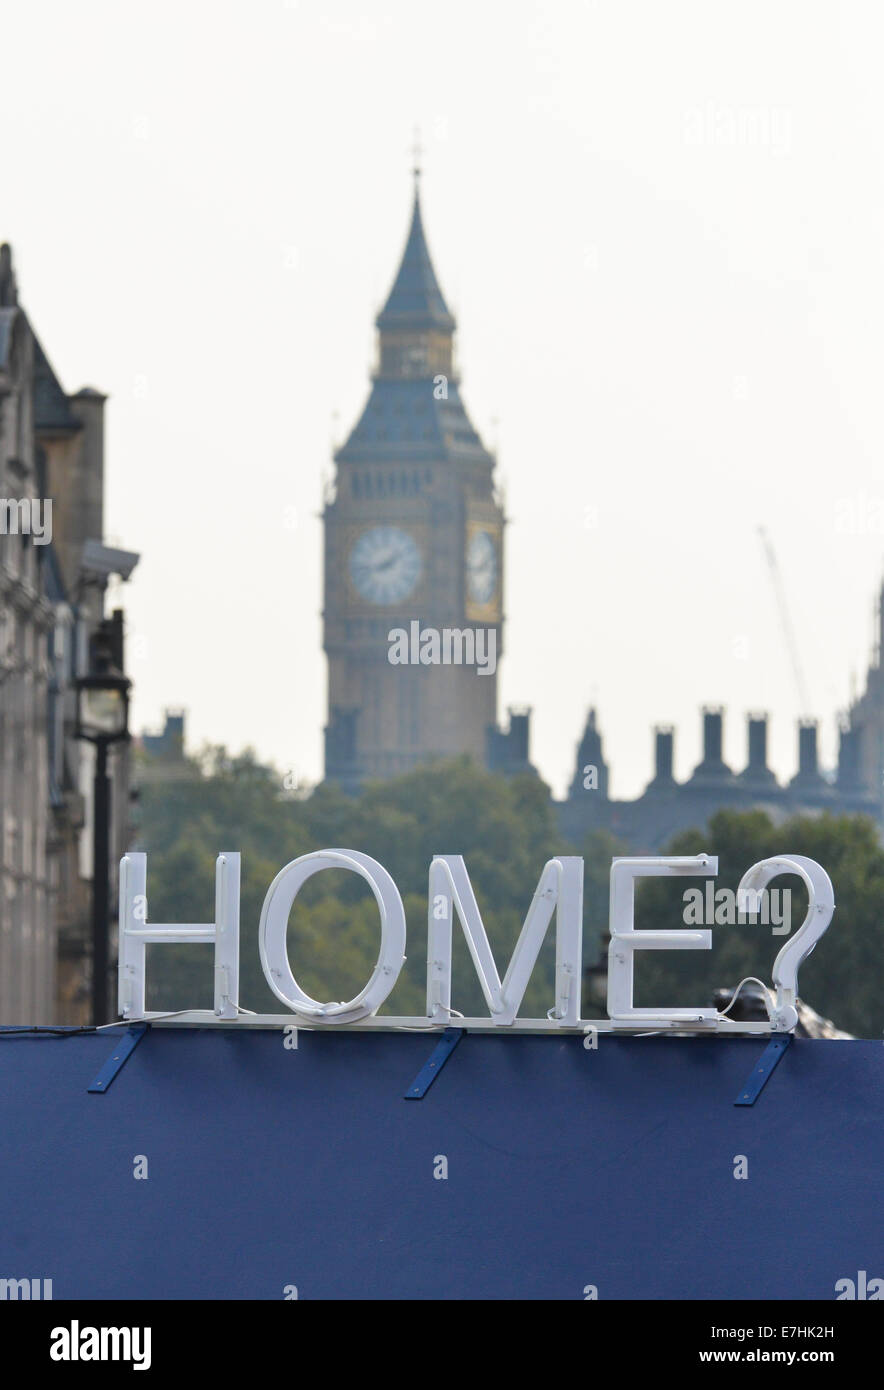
[80,539,140,582]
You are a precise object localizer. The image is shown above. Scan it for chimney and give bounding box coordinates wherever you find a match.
[837,721,859,790]
[748,714,768,770]
[790,718,829,795]
[798,720,819,778]
[739,711,777,786]
[653,725,674,783]
[489,707,535,778]
[703,707,723,763]
[691,706,733,782]
[507,708,531,764]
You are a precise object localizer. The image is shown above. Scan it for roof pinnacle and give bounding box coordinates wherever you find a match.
[410,124,423,190]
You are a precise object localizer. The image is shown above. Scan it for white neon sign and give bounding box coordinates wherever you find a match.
[606,855,717,1026]
[427,855,584,1026]
[259,850,406,1024]
[117,847,834,1034]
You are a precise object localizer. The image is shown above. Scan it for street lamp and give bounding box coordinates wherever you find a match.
[76,649,130,1026]
[583,933,610,1019]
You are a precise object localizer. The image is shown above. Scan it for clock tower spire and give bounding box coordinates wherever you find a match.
[323,173,504,789]
[374,178,456,381]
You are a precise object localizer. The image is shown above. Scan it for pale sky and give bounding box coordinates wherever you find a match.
[4,0,884,799]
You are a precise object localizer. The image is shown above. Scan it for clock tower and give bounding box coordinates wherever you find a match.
[323,175,504,787]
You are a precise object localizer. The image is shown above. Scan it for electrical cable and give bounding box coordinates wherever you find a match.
[716,977,774,1019]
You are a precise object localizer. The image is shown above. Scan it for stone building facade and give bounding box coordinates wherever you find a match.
[0,245,55,1020]
[0,243,135,1022]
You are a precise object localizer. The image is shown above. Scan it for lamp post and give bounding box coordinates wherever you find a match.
[76,655,130,1026]
[583,933,610,1019]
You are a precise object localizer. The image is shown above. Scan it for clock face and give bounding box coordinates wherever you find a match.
[349,526,422,605]
[466,528,498,605]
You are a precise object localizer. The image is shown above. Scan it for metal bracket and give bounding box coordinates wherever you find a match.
[88,1024,149,1093]
[734,1033,792,1106]
[404,1027,464,1099]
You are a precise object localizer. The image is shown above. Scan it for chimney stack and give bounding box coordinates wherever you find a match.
[654,725,674,782]
[703,707,723,763]
[798,719,819,778]
[740,712,777,787]
[790,718,829,796]
[837,722,861,791]
[691,706,733,782]
[748,714,767,770]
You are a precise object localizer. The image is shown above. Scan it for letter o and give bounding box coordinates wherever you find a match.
[258,849,406,1023]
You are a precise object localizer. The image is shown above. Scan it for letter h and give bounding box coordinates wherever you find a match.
[118,852,241,1020]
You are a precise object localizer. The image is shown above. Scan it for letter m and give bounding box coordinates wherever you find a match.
[427,856,583,1025]
[443,629,473,665]
[0,1278,31,1300]
[101,1328,131,1361]
[0,499,29,535]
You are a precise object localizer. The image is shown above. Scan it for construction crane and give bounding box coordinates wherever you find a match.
[757,525,811,716]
